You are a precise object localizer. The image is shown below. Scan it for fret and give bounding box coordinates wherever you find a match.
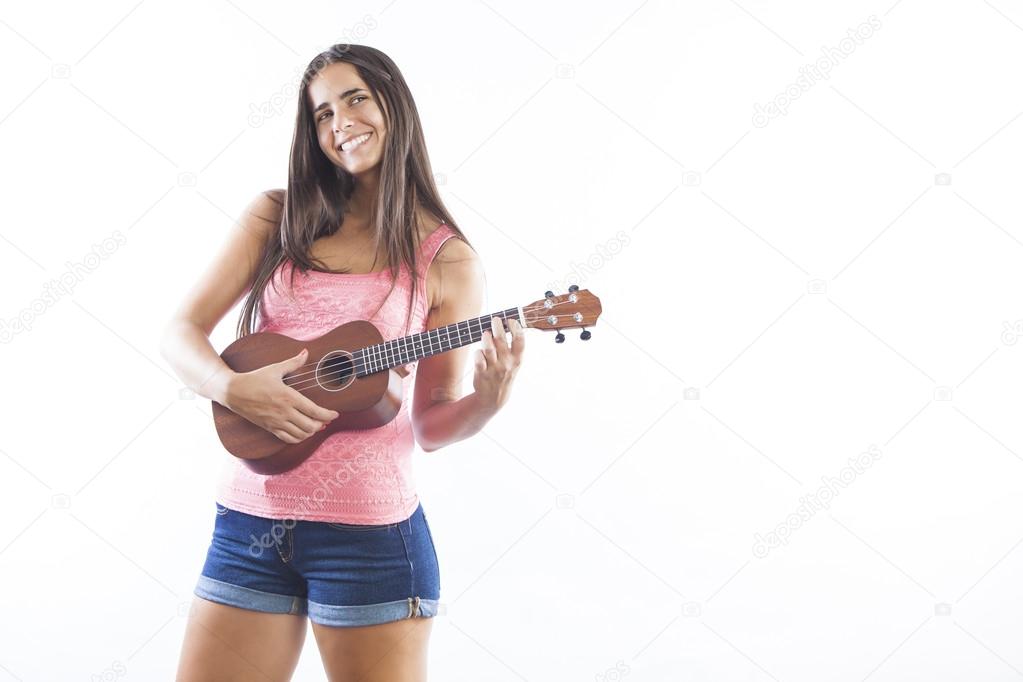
[356,308,521,377]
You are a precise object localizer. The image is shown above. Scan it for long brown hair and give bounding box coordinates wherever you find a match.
[235,44,470,339]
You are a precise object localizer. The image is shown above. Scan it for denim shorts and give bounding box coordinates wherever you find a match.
[194,501,440,627]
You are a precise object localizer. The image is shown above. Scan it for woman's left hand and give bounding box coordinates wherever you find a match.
[473,316,525,413]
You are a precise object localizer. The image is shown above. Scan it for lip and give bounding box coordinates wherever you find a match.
[337,132,372,153]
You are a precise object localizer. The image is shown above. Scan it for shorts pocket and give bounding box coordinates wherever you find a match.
[215,502,231,516]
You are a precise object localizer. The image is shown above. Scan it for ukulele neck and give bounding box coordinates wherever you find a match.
[354,307,522,377]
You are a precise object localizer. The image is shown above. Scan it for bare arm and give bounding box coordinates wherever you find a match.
[411,239,525,452]
[159,190,281,402]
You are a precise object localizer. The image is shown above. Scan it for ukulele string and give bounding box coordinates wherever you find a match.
[271,303,574,386]
[278,308,588,393]
[280,311,581,393]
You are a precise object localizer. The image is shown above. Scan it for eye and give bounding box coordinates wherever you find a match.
[317,110,331,122]
[351,95,367,105]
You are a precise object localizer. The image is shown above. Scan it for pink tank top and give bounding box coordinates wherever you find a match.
[214,223,458,523]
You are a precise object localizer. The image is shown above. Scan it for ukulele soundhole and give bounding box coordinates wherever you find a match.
[316,350,356,391]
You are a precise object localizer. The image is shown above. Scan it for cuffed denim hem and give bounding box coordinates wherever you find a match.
[195,574,307,616]
[308,596,440,627]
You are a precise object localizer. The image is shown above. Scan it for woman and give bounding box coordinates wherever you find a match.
[161,44,525,681]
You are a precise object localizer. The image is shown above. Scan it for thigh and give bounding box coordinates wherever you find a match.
[311,616,433,682]
[177,596,307,682]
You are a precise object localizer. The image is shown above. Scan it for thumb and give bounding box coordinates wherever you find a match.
[283,348,308,371]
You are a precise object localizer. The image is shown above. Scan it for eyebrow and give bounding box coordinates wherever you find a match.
[312,88,367,113]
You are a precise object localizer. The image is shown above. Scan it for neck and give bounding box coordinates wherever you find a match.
[354,307,523,378]
[347,170,379,223]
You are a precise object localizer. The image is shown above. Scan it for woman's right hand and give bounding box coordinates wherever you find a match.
[223,348,340,443]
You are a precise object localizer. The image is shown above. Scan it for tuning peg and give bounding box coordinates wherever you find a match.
[580,329,591,341]
[544,290,554,299]
[568,284,579,293]
[555,332,565,343]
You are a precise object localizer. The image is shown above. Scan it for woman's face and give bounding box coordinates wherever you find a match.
[308,62,387,177]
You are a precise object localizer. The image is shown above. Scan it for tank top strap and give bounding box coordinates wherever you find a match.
[417,223,457,273]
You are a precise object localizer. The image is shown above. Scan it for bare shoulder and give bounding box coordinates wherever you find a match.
[433,233,476,264]
[252,188,285,225]
[428,236,482,310]
[420,213,482,311]
[164,188,284,335]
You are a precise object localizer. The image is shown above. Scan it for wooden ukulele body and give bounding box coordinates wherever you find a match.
[211,320,406,475]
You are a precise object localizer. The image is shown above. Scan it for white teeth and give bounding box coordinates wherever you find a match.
[340,133,370,152]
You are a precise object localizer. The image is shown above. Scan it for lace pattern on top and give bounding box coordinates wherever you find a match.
[214,224,457,523]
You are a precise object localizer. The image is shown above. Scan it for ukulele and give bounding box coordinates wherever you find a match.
[212,286,602,474]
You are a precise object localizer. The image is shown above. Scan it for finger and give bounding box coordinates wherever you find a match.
[489,316,508,360]
[481,325,498,364]
[277,421,308,441]
[509,319,525,361]
[282,348,309,374]
[474,349,487,373]
[271,428,299,444]
[295,396,340,423]
[287,410,321,436]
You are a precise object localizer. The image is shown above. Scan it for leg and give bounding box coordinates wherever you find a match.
[312,616,434,682]
[176,596,308,682]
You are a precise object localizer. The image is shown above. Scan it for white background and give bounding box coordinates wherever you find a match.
[1,0,1022,680]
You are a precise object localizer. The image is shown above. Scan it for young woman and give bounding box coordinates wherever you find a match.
[161,44,525,681]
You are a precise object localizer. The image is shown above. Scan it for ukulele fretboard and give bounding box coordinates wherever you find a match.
[354,307,522,377]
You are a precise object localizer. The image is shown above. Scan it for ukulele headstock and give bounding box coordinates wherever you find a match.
[521,285,602,343]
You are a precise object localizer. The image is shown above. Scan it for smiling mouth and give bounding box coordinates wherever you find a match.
[338,133,372,153]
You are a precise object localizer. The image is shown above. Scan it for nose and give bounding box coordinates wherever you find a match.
[334,118,353,135]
